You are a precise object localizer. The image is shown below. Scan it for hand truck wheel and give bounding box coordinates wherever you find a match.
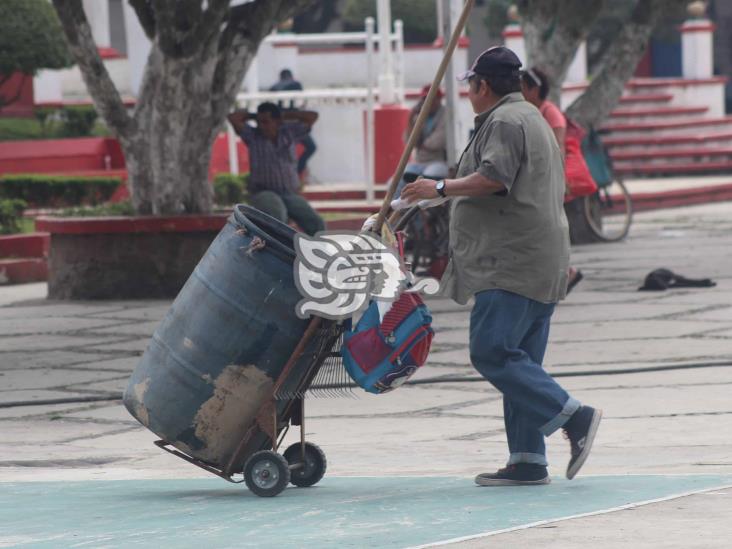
[283,442,327,487]
[243,450,290,497]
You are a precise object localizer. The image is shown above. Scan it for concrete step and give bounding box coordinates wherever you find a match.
[617,93,674,108]
[608,106,709,124]
[311,199,381,214]
[604,132,732,151]
[611,147,732,163]
[602,117,732,137]
[303,183,387,201]
[0,233,49,259]
[614,160,732,177]
[0,258,48,285]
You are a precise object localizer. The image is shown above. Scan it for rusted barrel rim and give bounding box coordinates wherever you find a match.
[232,205,297,261]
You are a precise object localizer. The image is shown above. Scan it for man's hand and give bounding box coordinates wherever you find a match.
[227,110,252,133]
[401,178,439,203]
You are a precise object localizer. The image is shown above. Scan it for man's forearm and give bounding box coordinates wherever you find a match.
[283,110,318,127]
[445,171,505,197]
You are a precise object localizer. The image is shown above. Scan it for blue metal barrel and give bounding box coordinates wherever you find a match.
[123,205,310,468]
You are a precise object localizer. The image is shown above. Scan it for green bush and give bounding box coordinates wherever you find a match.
[0,199,27,234]
[59,106,98,138]
[0,174,122,208]
[60,200,135,217]
[0,117,47,141]
[213,173,249,205]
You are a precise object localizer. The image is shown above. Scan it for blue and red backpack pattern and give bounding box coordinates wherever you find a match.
[341,291,433,394]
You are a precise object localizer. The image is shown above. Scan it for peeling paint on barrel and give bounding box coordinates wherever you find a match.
[189,364,274,464]
[130,378,151,428]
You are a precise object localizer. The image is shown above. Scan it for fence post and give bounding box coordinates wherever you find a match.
[365,17,376,203]
[681,2,715,80]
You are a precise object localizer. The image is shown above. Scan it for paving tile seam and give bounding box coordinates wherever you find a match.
[50,417,139,427]
[55,426,144,444]
[447,429,507,441]
[0,343,142,355]
[0,457,131,468]
[0,362,127,373]
[0,406,122,422]
[609,410,732,420]
[568,380,732,392]
[426,357,732,370]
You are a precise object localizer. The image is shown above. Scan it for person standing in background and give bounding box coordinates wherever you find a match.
[395,84,450,196]
[270,69,317,184]
[228,102,325,236]
[522,67,583,294]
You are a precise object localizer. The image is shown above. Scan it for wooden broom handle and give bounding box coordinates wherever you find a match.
[371,0,475,235]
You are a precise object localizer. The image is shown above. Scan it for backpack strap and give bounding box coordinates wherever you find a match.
[379,292,424,338]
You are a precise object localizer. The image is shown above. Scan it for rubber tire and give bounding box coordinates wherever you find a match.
[283,442,327,488]
[243,450,290,497]
[583,179,633,242]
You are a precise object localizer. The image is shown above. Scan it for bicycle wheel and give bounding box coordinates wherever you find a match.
[583,178,633,242]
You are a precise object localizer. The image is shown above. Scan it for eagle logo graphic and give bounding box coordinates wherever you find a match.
[293,232,409,320]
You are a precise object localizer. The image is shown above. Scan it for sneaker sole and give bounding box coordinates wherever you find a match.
[475,476,551,487]
[566,408,603,480]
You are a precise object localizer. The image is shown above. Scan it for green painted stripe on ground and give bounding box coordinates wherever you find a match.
[1,475,730,548]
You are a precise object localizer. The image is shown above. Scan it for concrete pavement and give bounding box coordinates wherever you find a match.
[2,202,732,547]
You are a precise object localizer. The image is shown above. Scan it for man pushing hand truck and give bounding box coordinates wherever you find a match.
[398,44,602,486]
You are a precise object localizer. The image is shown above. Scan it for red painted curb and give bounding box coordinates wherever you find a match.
[0,233,49,259]
[35,215,229,235]
[325,217,367,231]
[0,258,47,285]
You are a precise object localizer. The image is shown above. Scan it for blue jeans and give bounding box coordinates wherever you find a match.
[469,290,581,466]
[297,134,317,174]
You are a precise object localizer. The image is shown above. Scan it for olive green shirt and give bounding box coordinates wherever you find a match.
[440,92,570,305]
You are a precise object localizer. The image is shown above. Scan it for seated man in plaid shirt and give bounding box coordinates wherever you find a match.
[228,102,325,235]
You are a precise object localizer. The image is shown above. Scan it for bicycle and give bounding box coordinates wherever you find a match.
[581,127,633,242]
[395,171,450,278]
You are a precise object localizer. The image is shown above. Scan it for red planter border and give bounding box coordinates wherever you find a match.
[36,214,228,235]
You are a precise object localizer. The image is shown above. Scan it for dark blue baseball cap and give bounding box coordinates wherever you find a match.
[457,46,522,81]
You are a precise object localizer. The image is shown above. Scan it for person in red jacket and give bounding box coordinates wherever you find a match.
[522,67,585,294]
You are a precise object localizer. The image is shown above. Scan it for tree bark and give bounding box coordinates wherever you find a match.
[53,0,315,215]
[517,0,605,103]
[566,0,688,129]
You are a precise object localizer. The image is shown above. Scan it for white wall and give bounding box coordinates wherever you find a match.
[255,45,469,91]
[122,2,151,95]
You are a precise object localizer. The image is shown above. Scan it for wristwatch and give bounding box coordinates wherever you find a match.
[435,180,447,198]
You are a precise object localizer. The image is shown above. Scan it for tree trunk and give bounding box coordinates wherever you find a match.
[120,45,220,214]
[566,0,688,129]
[53,0,315,215]
[517,0,604,103]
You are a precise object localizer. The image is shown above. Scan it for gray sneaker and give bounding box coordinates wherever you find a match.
[563,406,603,480]
[475,464,550,486]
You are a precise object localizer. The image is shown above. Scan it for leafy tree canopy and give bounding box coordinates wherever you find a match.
[342,0,438,44]
[0,0,72,77]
